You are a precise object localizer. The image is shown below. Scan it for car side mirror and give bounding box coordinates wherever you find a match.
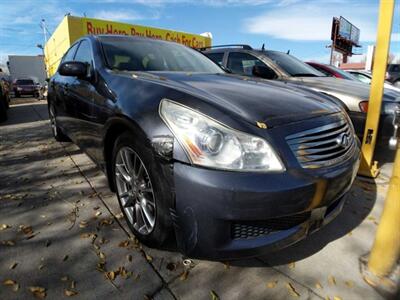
[59,61,88,78]
[252,65,276,80]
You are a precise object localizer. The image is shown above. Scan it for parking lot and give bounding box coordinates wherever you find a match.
[0,97,396,299]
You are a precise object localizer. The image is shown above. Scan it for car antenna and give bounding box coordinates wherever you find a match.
[261,43,265,51]
[287,49,290,54]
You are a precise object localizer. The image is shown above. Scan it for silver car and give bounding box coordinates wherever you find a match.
[202,45,400,147]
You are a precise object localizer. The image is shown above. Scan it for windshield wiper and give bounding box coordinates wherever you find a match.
[291,73,319,77]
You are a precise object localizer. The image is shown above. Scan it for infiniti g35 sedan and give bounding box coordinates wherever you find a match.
[48,35,360,259]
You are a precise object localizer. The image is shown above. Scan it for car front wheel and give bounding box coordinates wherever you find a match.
[49,104,69,142]
[112,132,170,247]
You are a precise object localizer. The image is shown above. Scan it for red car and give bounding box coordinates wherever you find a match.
[13,78,41,98]
[306,62,358,80]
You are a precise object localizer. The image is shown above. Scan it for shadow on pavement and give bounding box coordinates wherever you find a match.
[1,102,48,126]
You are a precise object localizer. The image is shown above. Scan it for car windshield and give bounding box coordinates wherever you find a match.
[328,66,359,80]
[264,51,325,77]
[16,79,34,85]
[100,37,224,73]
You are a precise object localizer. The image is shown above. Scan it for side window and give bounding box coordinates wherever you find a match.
[61,43,79,63]
[313,66,332,77]
[205,52,224,66]
[355,73,371,84]
[74,40,93,65]
[227,52,268,76]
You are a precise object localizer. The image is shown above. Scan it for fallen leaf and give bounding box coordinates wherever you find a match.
[63,255,69,262]
[266,280,278,288]
[99,219,113,226]
[64,289,78,297]
[0,224,11,230]
[145,254,153,262]
[328,275,336,286]
[288,262,296,269]
[80,233,92,239]
[118,240,130,248]
[9,262,18,269]
[99,252,106,260]
[106,271,116,281]
[79,221,88,228]
[127,254,133,262]
[180,270,189,281]
[70,281,75,289]
[38,264,44,270]
[210,290,219,300]
[93,206,100,210]
[95,211,102,217]
[333,297,342,300]
[45,240,51,247]
[286,282,300,298]
[29,286,46,299]
[20,225,33,235]
[2,240,16,246]
[223,262,230,269]
[61,276,69,282]
[344,280,354,288]
[115,213,124,219]
[3,279,16,286]
[315,282,323,289]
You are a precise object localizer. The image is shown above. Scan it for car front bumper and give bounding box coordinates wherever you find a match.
[171,146,360,260]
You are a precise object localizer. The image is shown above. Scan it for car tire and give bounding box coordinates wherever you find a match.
[48,104,69,142]
[0,97,8,122]
[112,132,171,247]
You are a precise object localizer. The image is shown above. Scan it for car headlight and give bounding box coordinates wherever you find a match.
[159,99,285,172]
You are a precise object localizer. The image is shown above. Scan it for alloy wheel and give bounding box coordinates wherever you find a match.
[115,147,156,235]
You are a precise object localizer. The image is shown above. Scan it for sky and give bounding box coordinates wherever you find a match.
[0,0,399,67]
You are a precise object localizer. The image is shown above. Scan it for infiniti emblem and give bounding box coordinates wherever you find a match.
[336,133,349,148]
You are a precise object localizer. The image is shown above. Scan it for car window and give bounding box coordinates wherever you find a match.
[206,52,224,66]
[62,43,79,63]
[100,37,223,73]
[264,51,324,77]
[227,52,268,76]
[16,79,34,85]
[74,40,92,65]
[389,64,400,72]
[310,65,333,77]
[353,73,370,84]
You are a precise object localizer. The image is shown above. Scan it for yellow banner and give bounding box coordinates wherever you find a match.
[82,18,211,48]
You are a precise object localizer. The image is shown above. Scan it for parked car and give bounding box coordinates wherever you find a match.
[202,45,400,144]
[48,35,361,259]
[386,64,400,87]
[0,80,8,122]
[13,78,41,98]
[347,70,400,92]
[0,68,10,122]
[306,62,359,80]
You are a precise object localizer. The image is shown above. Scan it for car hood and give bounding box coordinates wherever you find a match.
[129,72,341,127]
[288,76,400,102]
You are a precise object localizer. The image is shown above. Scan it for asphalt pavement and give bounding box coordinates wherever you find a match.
[0,98,396,299]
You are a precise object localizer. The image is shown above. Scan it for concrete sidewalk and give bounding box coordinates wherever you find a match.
[0,99,395,299]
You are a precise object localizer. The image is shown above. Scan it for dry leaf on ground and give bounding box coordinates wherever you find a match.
[64,289,78,297]
[286,282,300,297]
[9,262,18,269]
[0,224,11,230]
[266,280,278,288]
[3,279,16,286]
[210,290,219,300]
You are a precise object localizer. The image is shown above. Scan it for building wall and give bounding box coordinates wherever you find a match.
[8,55,47,84]
[44,15,212,76]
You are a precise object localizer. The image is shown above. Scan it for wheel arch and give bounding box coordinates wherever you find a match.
[103,115,148,192]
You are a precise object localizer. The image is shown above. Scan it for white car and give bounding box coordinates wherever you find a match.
[348,70,400,92]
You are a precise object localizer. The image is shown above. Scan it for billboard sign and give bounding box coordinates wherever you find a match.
[338,16,360,45]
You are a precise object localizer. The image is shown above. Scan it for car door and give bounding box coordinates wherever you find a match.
[52,42,79,134]
[68,39,99,154]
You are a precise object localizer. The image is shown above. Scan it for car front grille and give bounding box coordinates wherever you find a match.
[232,212,311,240]
[286,115,356,169]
